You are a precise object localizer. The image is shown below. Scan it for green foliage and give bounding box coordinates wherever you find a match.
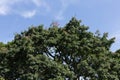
[0,17,120,80]
[0,76,5,80]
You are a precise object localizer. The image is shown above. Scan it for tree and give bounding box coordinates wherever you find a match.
[46,17,116,79]
[1,17,120,80]
[1,26,74,80]
[0,42,9,79]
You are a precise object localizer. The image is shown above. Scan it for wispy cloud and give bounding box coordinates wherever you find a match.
[0,0,50,18]
[55,0,79,20]
[21,10,36,18]
[0,0,18,15]
[0,6,10,15]
[32,0,50,11]
[60,0,79,7]
[109,32,120,52]
[32,0,42,7]
[110,31,120,44]
[0,0,79,19]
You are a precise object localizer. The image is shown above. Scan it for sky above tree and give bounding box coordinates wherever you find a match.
[0,0,120,51]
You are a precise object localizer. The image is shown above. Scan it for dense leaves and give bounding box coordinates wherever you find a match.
[0,17,120,80]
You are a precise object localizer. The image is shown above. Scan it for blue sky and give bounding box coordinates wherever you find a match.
[0,0,120,51]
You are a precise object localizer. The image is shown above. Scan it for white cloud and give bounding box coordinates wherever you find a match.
[0,0,18,15]
[0,6,10,15]
[0,0,78,19]
[0,0,50,18]
[21,10,36,18]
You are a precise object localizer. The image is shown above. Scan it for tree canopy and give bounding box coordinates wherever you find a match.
[0,17,120,80]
